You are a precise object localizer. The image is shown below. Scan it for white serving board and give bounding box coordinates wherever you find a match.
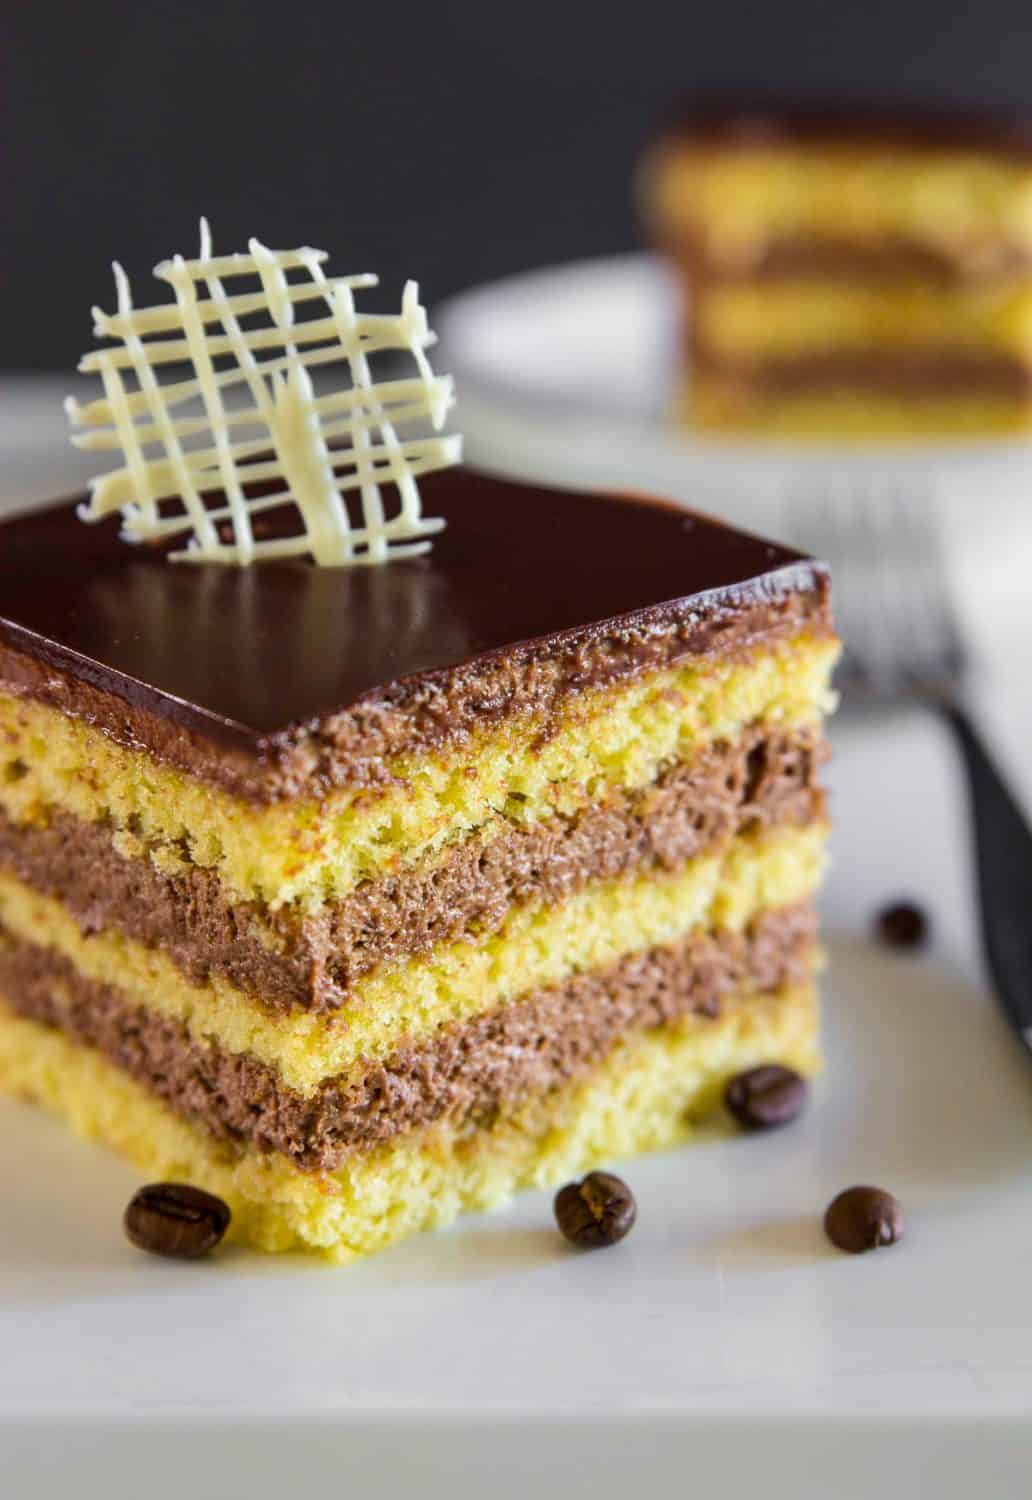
[3,378,1032,1496]
[4,706,1032,1496]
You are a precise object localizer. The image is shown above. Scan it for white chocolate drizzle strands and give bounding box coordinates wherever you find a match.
[66,221,461,566]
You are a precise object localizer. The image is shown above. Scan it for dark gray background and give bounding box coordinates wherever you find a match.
[7,0,1032,369]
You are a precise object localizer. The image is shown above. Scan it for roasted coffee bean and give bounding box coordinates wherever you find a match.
[724,1064,808,1131]
[824,1185,904,1255]
[554,1171,637,1249]
[876,901,929,950]
[124,1182,231,1260]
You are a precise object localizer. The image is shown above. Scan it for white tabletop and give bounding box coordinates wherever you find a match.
[2,376,1032,1497]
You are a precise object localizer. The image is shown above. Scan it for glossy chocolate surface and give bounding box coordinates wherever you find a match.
[654,96,1032,159]
[0,468,819,748]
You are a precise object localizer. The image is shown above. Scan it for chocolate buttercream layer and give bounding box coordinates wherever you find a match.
[0,724,827,1012]
[0,903,817,1170]
[0,471,830,802]
[693,348,1032,396]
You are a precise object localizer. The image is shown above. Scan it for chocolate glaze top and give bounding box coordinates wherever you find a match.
[0,469,828,797]
[651,96,1032,161]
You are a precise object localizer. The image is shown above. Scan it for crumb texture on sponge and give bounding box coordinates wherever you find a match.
[0,980,819,1261]
[0,635,837,911]
[0,719,826,1012]
[0,820,827,1095]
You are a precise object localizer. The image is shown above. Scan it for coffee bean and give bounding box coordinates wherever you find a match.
[824,1185,904,1254]
[724,1064,808,1131]
[124,1182,231,1260]
[876,901,929,950]
[554,1171,637,1249]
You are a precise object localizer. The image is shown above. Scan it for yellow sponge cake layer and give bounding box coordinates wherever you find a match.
[685,378,1032,439]
[696,280,1032,361]
[0,635,836,912]
[646,144,1032,265]
[0,820,826,1095]
[0,978,819,1261]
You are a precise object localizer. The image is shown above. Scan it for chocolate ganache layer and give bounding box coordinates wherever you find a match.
[0,470,831,801]
[649,97,1032,161]
[0,903,816,1169]
[0,725,826,1011]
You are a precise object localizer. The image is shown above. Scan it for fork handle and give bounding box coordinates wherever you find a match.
[943,703,1032,1054]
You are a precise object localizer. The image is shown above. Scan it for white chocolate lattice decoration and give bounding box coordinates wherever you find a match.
[66,220,462,565]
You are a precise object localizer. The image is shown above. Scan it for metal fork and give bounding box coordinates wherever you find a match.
[788,484,1032,1056]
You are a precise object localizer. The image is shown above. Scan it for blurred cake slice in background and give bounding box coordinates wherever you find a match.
[640,101,1032,438]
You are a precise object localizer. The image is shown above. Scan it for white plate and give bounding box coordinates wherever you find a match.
[437,255,1032,652]
[3,376,1032,1494]
[5,704,1032,1498]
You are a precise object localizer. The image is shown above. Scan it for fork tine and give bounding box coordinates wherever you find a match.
[868,486,961,687]
[869,488,932,675]
[846,485,906,688]
[892,490,968,683]
[784,478,965,704]
[787,483,896,692]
